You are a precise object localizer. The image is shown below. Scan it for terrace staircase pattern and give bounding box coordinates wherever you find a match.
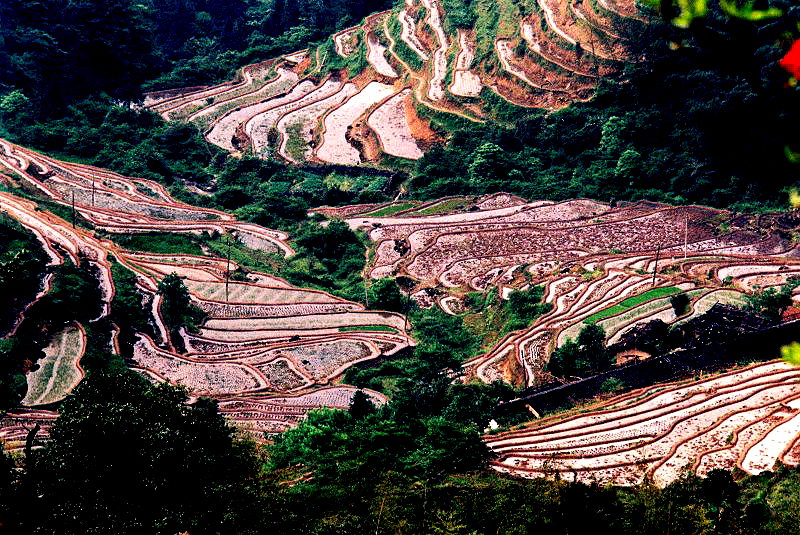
[142,0,650,167]
[324,195,800,388]
[0,140,414,448]
[485,360,800,486]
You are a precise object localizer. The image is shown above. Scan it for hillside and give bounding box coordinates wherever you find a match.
[141,0,651,165]
[0,139,411,444]
[323,196,800,387]
[2,0,800,532]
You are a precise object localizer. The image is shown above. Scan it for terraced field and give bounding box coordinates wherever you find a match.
[0,409,57,452]
[0,139,412,441]
[22,324,86,406]
[142,0,650,166]
[323,194,800,387]
[486,361,800,486]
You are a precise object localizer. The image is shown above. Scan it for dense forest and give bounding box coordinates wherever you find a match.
[1,0,800,532]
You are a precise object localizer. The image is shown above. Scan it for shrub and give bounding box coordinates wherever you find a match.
[670,292,690,316]
[600,377,625,393]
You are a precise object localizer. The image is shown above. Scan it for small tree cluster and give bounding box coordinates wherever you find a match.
[744,277,800,323]
[548,323,614,377]
[157,273,206,336]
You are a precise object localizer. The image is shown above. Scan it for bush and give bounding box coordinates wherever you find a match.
[600,377,625,393]
[743,277,800,323]
[670,292,690,316]
[157,273,206,337]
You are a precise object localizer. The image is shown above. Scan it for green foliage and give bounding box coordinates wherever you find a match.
[38,262,104,325]
[0,338,29,412]
[410,305,481,370]
[213,157,391,233]
[0,0,158,114]
[344,300,482,395]
[157,273,206,335]
[641,0,782,28]
[367,278,408,313]
[339,324,399,332]
[387,14,425,71]
[0,259,102,409]
[30,369,261,534]
[600,377,626,393]
[0,214,48,332]
[0,0,395,117]
[348,389,376,420]
[461,286,551,351]
[743,277,800,323]
[409,9,800,209]
[6,97,221,186]
[504,286,551,332]
[108,259,152,359]
[285,221,368,301]
[782,341,800,366]
[670,292,691,316]
[468,142,514,187]
[549,323,614,377]
[109,232,204,256]
[585,286,682,322]
[442,0,477,29]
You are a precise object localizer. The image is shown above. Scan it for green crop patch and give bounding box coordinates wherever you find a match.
[362,202,417,216]
[584,286,683,323]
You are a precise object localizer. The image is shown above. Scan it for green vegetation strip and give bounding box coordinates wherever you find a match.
[108,232,205,256]
[339,325,398,333]
[362,202,418,216]
[584,286,682,323]
[407,198,471,216]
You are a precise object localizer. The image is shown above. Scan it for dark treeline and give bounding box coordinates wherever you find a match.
[0,0,392,113]
[2,365,800,534]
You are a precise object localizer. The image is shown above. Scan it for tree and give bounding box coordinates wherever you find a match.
[548,323,613,377]
[0,338,28,409]
[31,369,260,534]
[670,292,690,316]
[349,389,376,420]
[368,278,407,312]
[467,143,513,187]
[157,273,206,337]
[744,278,800,323]
[504,286,550,331]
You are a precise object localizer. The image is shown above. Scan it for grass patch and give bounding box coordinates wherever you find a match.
[409,197,471,216]
[362,202,417,216]
[284,120,308,162]
[414,99,476,134]
[584,286,683,323]
[474,0,500,62]
[108,232,205,256]
[463,286,551,349]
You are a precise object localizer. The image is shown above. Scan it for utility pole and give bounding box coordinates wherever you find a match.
[683,209,688,260]
[225,235,231,303]
[652,243,661,287]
